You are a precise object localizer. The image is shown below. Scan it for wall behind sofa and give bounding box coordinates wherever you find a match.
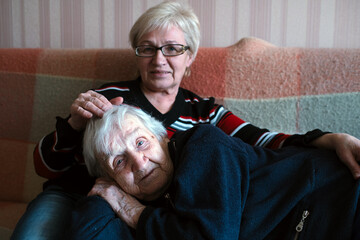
[1,0,359,49]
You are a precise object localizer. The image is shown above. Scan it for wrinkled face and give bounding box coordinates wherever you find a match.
[135,26,193,93]
[103,115,173,201]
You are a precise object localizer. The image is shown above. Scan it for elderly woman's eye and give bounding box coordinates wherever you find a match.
[137,140,145,147]
[115,158,123,166]
[137,138,149,148]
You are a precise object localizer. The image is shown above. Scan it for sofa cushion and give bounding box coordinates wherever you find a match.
[0,201,27,233]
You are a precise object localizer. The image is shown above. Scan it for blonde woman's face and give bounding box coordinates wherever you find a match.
[135,26,193,94]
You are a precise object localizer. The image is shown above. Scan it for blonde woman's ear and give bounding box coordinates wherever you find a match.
[184,67,191,78]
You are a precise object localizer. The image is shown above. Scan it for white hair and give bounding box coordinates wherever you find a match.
[83,105,167,178]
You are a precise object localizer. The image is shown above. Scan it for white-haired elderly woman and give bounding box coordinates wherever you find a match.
[68,104,360,239]
[13,2,360,240]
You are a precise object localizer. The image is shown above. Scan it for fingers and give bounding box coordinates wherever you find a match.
[342,154,360,179]
[349,151,360,179]
[88,178,144,229]
[336,134,360,179]
[68,90,125,131]
[88,178,120,197]
[68,90,114,130]
[88,177,110,193]
[110,96,124,106]
[73,90,112,118]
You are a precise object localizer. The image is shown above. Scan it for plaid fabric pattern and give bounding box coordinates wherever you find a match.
[0,37,359,234]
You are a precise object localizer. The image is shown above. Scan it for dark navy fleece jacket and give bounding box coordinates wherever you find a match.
[69,125,360,240]
[138,125,360,240]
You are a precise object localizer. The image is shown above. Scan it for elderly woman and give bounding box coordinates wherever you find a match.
[68,104,360,239]
[12,2,360,240]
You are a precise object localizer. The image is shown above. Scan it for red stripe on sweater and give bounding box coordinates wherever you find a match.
[216,112,246,135]
[268,133,291,149]
[33,143,63,179]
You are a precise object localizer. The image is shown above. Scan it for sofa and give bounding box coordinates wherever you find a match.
[0,37,359,238]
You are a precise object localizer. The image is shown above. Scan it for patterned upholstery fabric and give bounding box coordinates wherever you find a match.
[0,37,359,236]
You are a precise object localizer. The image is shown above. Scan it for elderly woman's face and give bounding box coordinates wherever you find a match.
[104,115,173,201]
[136,26,193,93]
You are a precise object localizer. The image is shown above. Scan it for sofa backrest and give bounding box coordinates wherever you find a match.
[0,37,359,202]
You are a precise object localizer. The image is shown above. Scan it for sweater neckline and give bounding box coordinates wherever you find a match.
[132,79,185,126]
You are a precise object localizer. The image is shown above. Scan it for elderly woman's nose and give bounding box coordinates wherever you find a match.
[130,152,148,171]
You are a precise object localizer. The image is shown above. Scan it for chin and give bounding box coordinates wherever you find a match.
[139,191,162,202]
[141,182,169,201]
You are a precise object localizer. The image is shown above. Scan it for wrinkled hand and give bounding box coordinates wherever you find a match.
[312,133,360,179]
[88,178,145,229]
[68,90,123,131]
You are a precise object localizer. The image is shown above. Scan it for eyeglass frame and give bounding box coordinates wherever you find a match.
[135,44,190,57]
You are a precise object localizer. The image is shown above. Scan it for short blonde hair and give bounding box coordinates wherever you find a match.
[129,1,201,60]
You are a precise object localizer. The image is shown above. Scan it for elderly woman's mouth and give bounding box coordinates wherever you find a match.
[139,169,156,183]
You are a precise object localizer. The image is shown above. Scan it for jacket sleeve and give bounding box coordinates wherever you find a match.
[32,82,125,179]
[67,196,136,240]
[33,116,83,179]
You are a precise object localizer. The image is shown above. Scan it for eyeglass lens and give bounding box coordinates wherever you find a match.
[136,44,188,57]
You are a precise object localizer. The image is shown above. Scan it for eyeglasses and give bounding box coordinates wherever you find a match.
[135,44,190,57]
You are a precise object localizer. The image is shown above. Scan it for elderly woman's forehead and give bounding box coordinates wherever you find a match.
[111,114,151,142]
[122,114,145,130]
